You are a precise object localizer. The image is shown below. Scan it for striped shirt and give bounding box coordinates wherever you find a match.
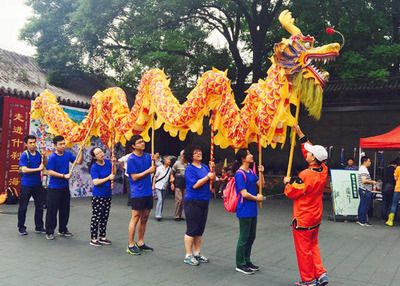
[358,165,372,191]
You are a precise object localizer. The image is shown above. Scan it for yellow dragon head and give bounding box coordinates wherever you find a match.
[273,10,341,119]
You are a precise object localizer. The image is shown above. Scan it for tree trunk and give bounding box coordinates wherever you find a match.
[234,65,248,103]
[392,0,400,75]
[252,44,264,83]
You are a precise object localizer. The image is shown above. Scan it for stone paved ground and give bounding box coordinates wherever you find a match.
[1,194,400,286]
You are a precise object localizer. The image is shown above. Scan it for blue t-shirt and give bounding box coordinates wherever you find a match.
[127,152,152,198]
[235,169,259,218]
[184,163,211,201]
[19,150,42,187]
[47,151,76,189]
[90,160,112,198]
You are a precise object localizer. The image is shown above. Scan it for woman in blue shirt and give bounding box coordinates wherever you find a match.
[234,149,264,275]
[89,147,114,247]
[183,144,215,266]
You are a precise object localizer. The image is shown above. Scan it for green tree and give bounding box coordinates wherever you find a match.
[21,0,83,86]
[21,0,288,100]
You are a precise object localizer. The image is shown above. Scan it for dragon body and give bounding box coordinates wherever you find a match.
[31,10,341,149]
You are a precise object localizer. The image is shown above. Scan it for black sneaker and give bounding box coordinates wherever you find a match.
[90,240,102,247]
[136,242,154,252]
[235,265,255,275]
[35,228,46,234]
[18,228,28,236]
[317,273,329,286]
[99,238,112,245]
[246,262,260,271]
[58,230,73,237]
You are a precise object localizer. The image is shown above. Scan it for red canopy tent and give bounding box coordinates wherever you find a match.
[360,125,400,149]
[359,125,400,179]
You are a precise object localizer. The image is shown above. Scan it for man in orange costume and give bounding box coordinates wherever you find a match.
[283,126,329,286]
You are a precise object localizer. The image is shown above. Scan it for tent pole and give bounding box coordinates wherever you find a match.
[373,151,377,180]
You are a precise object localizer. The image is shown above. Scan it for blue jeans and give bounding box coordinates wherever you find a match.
[390,192,400,214]
[358,188,373,223]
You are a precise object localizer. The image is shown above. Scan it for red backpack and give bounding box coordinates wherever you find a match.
[223,169,246,213]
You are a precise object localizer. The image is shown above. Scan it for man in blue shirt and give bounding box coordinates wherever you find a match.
[45,135,83,240]
[126,135,158,255]
[17,135,45,235]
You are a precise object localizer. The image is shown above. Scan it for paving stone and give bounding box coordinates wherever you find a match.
[0,195,399,286]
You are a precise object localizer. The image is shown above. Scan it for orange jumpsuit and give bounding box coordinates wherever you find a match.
[284,142,328,283]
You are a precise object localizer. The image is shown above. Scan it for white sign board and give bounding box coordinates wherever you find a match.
[330,169,360,217]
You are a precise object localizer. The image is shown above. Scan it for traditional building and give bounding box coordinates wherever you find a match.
[0,49,124,201]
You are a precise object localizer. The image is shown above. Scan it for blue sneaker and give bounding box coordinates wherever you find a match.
[317,273,329,286]
[18,228,28,236]
[136,242,154,252]
[126,244,141,255]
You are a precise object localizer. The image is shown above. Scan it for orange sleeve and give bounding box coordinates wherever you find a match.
[284,174,306,200]
[395,167,400,179]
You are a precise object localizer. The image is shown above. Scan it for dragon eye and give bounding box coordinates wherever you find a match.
[304,42,311,49]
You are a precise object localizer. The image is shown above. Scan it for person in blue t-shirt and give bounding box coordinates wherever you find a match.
[89,147,115,247]
[17,135,46,235]
[45,135,83,240]
[234,149,264,275]
[126,135,158,255]
[182,144,216,266]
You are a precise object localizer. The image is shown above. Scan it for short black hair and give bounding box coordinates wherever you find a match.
[53,135,65,145]
[391,157,400,166]
[361,156,371,164]
[235,149,249,164]
[24,135,36,143]
[184,144,202,163]
[129,135,143,147]
[346,157,355,162]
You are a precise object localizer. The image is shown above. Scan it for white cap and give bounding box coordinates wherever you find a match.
[304,143,328,162]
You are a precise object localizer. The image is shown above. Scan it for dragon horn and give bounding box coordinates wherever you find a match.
[279,10,302,36]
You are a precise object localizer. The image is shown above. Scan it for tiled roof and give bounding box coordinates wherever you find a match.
[0,48,99,108]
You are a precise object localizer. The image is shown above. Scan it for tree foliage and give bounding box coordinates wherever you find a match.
[20,0,400,96]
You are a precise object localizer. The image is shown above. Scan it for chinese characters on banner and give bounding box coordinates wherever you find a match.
[0,96,31,199]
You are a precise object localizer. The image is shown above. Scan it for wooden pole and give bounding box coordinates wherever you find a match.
[286,98,301,177]
[258,135,263,208]
[209,111,215,191]
[111,129,116,192]
[151,113,155,166]
[70,117,96,174]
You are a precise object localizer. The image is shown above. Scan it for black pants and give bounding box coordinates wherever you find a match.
[45,188,70,235]
[17,185,45,230]
[184,200,209,237]
[381,184,394,219]
[90,197,112,240]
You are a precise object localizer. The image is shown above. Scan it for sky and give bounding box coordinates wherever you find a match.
[0,0,36,56]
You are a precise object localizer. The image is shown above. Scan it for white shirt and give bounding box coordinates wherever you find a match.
[154,165,171,190]
[118,153,132,177]
[358,165,372,191]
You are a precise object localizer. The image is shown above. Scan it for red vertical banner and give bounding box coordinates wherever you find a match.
[0,96,31,199]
